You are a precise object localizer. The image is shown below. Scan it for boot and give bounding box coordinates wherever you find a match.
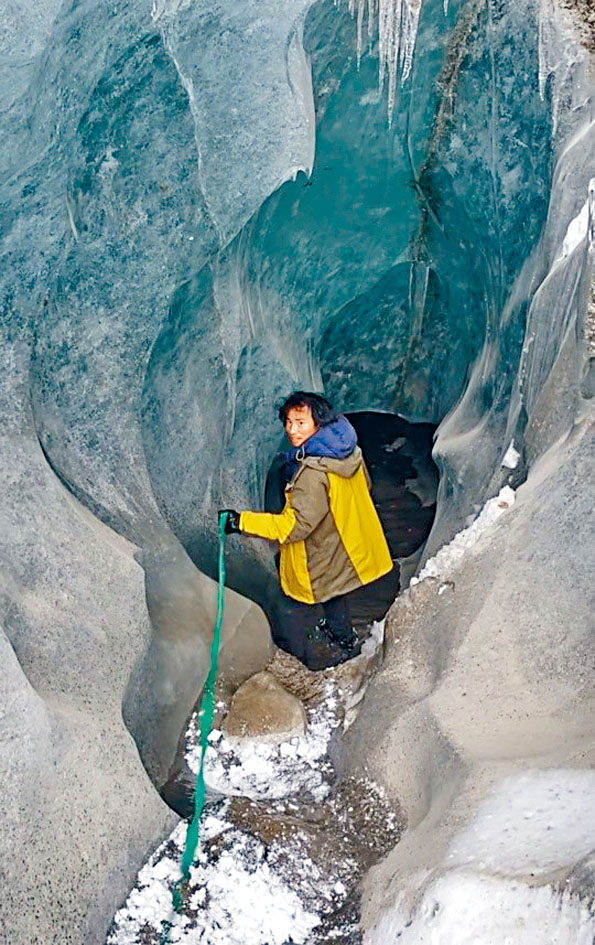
[319,619,359,654]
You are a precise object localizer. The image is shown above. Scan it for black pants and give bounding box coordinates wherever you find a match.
[271,592,353,664]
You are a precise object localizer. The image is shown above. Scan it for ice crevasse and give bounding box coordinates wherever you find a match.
[0,0,593,942]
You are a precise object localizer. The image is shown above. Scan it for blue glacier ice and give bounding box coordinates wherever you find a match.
[0,0,593,941]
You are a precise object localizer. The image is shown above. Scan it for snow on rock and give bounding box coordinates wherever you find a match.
[411,486,515,585]
[187,687,340,802]
[185,624,386,802]
[107,810,320,945]
[108,770,403,945]
[108,627,395,945]
[186,845,319,945]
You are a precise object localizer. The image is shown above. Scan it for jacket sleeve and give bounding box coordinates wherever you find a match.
[240,468,329,544]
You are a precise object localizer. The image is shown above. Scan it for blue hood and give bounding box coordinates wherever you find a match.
[285,415,358,477]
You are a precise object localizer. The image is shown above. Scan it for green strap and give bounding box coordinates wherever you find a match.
[161,513,228,938]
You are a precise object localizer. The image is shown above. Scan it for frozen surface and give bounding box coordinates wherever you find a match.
[151,0,316,244]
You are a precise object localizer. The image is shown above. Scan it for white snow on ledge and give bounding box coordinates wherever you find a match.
[370,871,595,945]
[368,769,595,945]
[501,439,520,469]
[186,690,340,802]
[411,485,516,585]
[446,769,595,875]
[553,182,594,268]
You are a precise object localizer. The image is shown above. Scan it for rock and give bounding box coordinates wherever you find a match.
[265,648,333,702]
[265,625,385,722]
[223,671,307,739]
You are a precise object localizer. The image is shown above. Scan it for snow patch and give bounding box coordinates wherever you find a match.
[185,624,385,802]
[369,769,595,945]
[553,191,592,268]
[447,769,595,874]
[370,871,595,945]
[501,440,520,469]
[187,689,340,802]
[108,812,320,945]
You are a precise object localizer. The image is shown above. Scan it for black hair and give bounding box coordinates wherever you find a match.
[278,391,338,427]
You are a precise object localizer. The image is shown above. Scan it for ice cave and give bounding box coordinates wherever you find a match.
[0,0,593,942]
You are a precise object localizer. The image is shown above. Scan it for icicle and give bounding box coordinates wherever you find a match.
[151,0,189,21]
[368,0,375,38]
[380,0,399,118]
[343,0,424,124]
[589,178,595,251]
[380,0,423,121]
[356,0,365,66]
[398,0,422,83]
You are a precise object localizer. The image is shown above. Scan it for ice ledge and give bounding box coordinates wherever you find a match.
[152,0,316,247]
[347,420,595,945]
[411,485,516,585]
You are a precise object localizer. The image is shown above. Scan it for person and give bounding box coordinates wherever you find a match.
[221,391,393,666]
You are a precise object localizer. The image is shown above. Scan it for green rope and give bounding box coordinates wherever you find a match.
[161,512,228,942]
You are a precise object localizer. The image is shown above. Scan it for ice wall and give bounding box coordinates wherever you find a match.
[347,409,595,945]
[4,0,590,614]
[428,0,594,553]
[143,0,586,600]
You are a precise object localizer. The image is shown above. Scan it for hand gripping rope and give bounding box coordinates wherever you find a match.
[160,511,228,944]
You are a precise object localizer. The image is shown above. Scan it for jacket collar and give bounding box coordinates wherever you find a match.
[286,415,357,466]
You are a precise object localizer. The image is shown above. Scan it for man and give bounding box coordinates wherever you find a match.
[222,392,393,666]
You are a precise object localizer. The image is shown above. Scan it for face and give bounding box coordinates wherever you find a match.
[284,405,318,448]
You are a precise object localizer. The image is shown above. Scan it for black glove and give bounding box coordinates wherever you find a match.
[218,509,241,534]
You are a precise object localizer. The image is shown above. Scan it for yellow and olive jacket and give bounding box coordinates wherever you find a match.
[239,447,393,603]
